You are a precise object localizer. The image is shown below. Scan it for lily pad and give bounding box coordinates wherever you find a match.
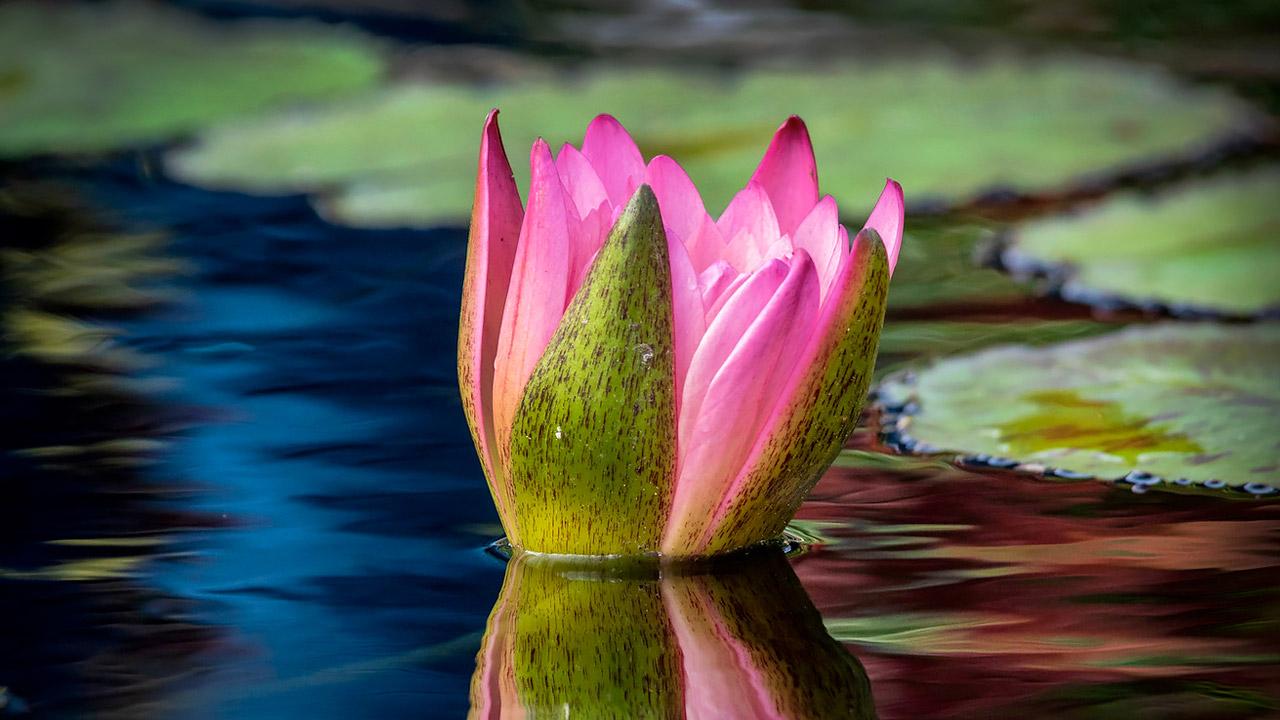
[168,58,1265,227]
[0,1,384,156]
[876,319,1116,379]
[1002,169,1280,318]
[887,219,1028,311]
[876,322,1280,494]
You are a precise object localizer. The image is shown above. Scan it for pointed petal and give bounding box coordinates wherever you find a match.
[458,109,524,540]
[664,251,821,555]
[581,114,646,209]
[492,139,576,454]
[749,116,819,237]
[863,179,904,275]
[718,183,782,272]
[646,154,706,245]
[669,231,705,415]
[507,186,678,555]
[555,143,610,222]
[557,145,611,299]
[791,195,842,301]
[698,229,891,555]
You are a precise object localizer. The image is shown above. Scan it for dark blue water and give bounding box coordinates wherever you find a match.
[2,159,507,718]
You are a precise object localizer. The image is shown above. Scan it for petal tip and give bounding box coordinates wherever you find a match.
[865,178,904,275]
[779,114,809,134]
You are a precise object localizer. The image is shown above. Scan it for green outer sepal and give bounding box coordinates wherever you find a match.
[506,184,677,555]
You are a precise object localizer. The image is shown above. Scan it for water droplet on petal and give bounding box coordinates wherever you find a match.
[634,343,654,366]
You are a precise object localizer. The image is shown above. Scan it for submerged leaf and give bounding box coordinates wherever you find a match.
[876,322,1280,493]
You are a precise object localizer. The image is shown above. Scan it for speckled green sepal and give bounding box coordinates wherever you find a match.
[506,185,677,555]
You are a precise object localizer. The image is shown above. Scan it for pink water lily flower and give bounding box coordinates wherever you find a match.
[459,110,902,558]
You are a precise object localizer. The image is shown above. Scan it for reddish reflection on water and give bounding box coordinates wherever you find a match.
[793,444,1280,719]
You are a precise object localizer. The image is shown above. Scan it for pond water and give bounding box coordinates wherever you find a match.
[1,153,1274,719]
[2,2,1278,719]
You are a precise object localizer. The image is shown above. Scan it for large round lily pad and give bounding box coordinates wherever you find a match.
[1002,169,1280,318]
[0,1,384,157]
[875,322,1280,494]
[168,58,1265,227]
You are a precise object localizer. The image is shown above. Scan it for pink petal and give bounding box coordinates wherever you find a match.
[556,144,611,297]
[492,138,578,449]
[759,236,793,264]
[663,251,821,554]
[703,271,750,328]
[696,228,889,554]
[646,154,707,245]
[749,116,819,237]
[862,178,904,274]
[697,261,739,312]
[791,195,842,301]
[677,260,787,458]
[668,229,706,414]
[718,183,782,272]
[555,143,610,222]
[581,114,646,210]
[458,109,524,533]
[568,235,602,302]
[685,215,731,274]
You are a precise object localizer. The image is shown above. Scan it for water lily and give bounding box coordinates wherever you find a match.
[459,110,902,557]
[470,549,876,718]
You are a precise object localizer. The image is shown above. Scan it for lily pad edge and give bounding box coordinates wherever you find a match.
[870,369,1280,499]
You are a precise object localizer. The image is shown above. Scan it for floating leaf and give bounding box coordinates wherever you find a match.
[876,322,1280,493]
[887,219,1031,311]
[168,58,1264,226]
[0,1,384,156]
[1002,169,1280,317]
[876,319,1115,379]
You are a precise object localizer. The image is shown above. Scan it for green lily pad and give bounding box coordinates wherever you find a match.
[887,219,1028,311]
[168,58,1264,227]
[1002,169,1280,318]
[875,319,1117,379]
[0,1,384,156]
[876,322,1280,494]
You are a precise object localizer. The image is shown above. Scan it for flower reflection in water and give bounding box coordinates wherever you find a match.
[470,548,875,719]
